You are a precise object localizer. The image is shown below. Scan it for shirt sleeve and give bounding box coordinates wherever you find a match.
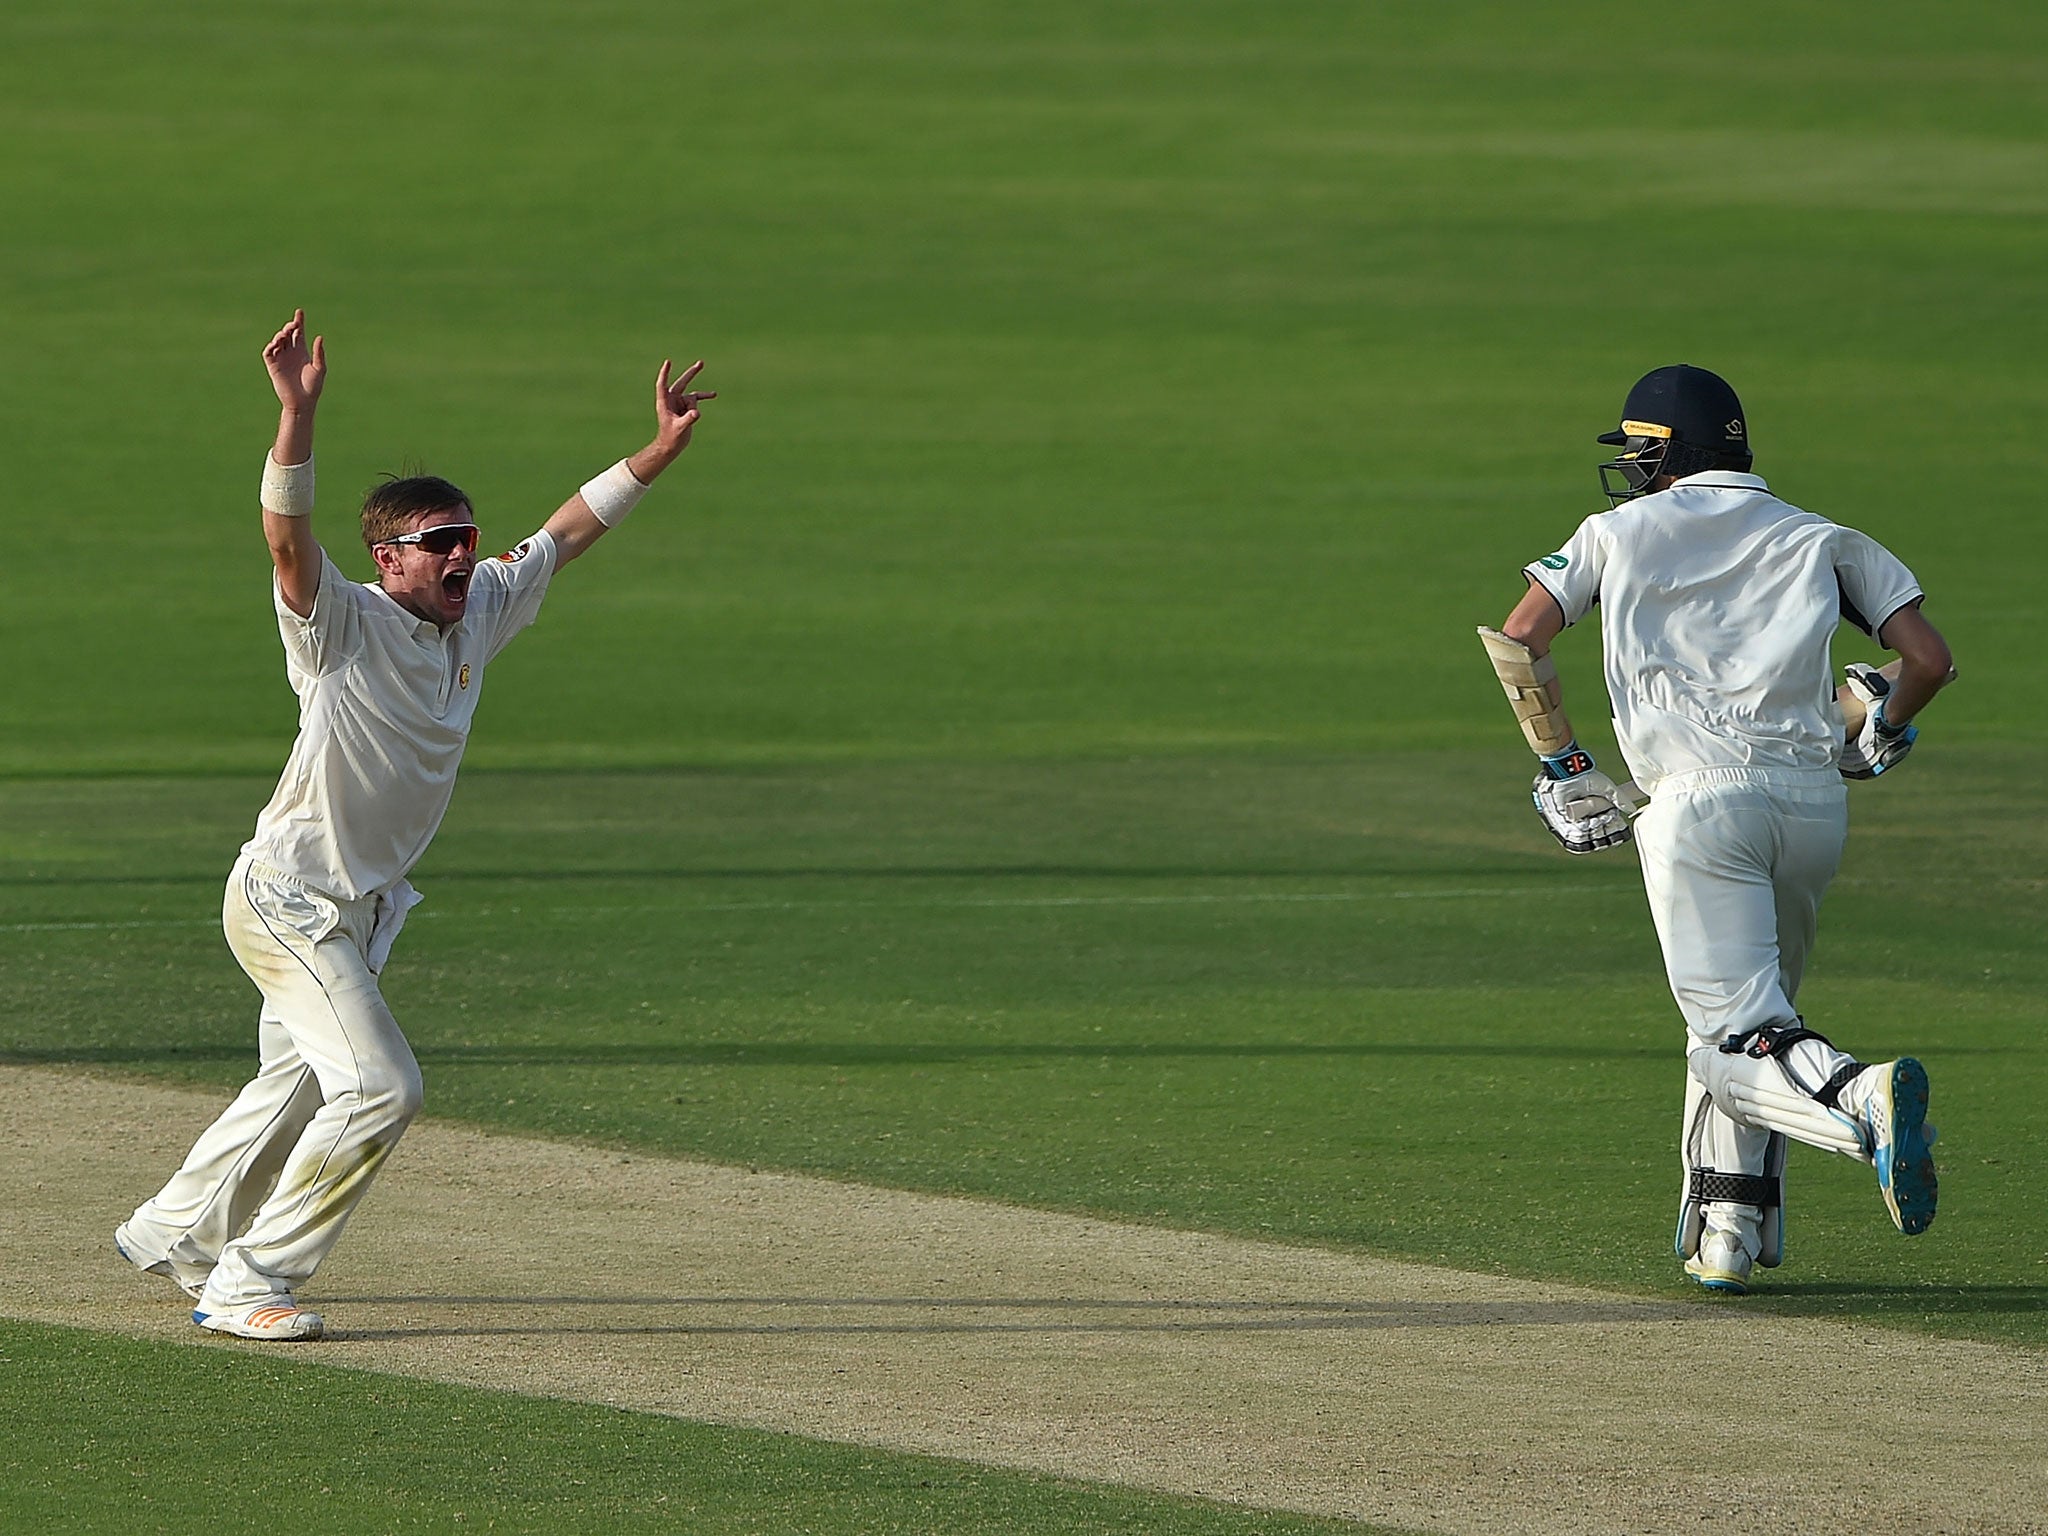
[274,550,362,678]
[1833,527,1922,639]
[466,527,561,662]
[1521,513,1607,627]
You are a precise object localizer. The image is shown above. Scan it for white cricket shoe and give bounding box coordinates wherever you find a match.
[1861,1058,1937,1236]
[1684,1230,1755,1295]
[193,1298,325,1342]
[114,1223,208,1302]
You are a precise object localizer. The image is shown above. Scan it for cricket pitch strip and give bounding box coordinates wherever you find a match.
[3,1065,2042,1535]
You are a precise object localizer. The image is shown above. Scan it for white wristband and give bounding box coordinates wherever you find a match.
[579,459,649,528]
[260,451,315,517]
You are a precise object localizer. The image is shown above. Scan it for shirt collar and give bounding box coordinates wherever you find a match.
[1671,470,1768,491]
[364,579,459,638]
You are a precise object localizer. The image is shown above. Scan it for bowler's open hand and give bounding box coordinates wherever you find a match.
[655,358,715,454]
[264,309,326,415]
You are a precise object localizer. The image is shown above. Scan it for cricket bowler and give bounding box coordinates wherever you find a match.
[1480,363,1951,1294]
[114,309,715,1339]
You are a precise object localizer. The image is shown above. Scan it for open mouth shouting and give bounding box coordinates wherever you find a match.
[376,516,482,627]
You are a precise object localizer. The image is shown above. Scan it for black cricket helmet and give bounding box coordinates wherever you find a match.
[1597,364,1752,505]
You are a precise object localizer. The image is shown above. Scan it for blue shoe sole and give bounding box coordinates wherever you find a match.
[1876,1058,1937,1236]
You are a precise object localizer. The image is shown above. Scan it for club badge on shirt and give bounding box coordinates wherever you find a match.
[458,663,471,689]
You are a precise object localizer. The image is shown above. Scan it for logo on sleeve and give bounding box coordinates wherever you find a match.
[494,541,531,564]
[1539,553,1570,570]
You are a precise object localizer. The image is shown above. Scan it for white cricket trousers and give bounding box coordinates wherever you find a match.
[122,856,423,1308]
[1634,769,1862,1250]
[1633,768,1848,1045]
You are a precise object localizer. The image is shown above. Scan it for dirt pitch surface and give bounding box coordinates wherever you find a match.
[4,1067,2042,1535]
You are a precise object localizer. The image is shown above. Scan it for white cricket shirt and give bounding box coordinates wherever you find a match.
[240,530,559,900]
[1523,473,1921,791]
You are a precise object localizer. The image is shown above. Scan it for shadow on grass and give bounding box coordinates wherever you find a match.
[0,861,1580,890]
[2,1038,1672,1069]
[7,1037,2026,1069]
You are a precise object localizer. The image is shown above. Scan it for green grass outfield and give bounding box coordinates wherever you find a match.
[0,1317,1372,1536]
[4,0,2046,1529]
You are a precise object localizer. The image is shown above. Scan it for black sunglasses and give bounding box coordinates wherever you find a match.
[379,522,480,555]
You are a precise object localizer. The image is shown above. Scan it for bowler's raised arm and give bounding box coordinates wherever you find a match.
[543,357,717,566]
[259,308,326,618]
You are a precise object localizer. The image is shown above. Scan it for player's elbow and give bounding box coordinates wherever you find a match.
[1894,626,1955,692]
[1903,642,1956,694]
[1500,611,1562,658]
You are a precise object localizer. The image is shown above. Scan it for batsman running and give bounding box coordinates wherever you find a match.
[114,309,715,1339]
[1480,364,1951,1294]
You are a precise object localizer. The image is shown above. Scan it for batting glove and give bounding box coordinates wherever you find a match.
[1530,744,1633,855]
[1839,663,1918,780]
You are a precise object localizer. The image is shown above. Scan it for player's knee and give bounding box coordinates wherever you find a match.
[346,1054,423,1127]
[381,1058,425,1125]
[1688,1043,1735,1105]
[1690,1041,1766,1128]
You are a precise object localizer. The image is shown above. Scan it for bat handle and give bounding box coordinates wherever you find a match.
[1838,685,1868,739]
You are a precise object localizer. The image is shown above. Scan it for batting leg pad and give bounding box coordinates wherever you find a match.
[1676,1074,1787,1269]
[1689,1040,1870,1161]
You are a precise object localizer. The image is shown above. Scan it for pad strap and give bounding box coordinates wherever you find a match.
[1688,1169,1781,1209]
[1717,1022,1836,1060]
[1814,1060,1868,1110]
